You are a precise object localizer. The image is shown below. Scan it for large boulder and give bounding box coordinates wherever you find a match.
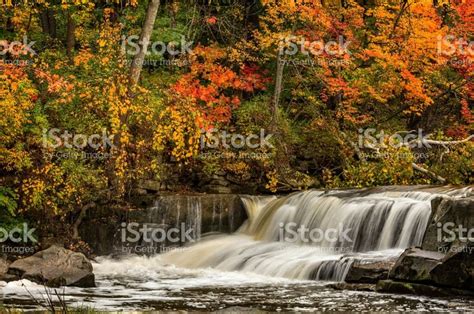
[7,246,95,287]
[389,248,444,283]
[423,196,474,252]
[430,243,474,290]
[345,260,394,284]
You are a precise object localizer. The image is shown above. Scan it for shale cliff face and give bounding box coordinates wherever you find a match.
[79,194,248,256]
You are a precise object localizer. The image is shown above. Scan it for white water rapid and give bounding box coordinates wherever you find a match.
[3,186,473,311]
[159,186,472,281]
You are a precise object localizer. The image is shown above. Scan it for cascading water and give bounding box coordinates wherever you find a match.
[160,186,472,281]
[3,186,473,311]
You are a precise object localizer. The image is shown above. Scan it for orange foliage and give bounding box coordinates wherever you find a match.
[172,46,270,126]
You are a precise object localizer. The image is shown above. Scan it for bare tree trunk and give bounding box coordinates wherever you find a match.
[269,53,289,172]
[66,11,76,59]
[39,10,50,35]
[48,9,57,38]
[169,0,177,28]
[129,0,161,87]
[108,0,160,195]
[272,53,285,122]
[39,9,57,38]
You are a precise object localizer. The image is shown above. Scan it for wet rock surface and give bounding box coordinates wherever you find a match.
[376,280,474,297]
[80,194,247,256]
[388,248,445,283]
[345,260,394,284]
[327,282,376,291]
[423,196,474,252]
[7,245,95,287]
[430,243,474,290]
[346,194,474,297]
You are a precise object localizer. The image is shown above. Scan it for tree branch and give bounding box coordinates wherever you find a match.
[72,202,96,240]
[412,163,446,184]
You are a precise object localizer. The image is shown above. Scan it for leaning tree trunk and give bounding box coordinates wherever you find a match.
[129,0,161,87]
[107,0,160,195]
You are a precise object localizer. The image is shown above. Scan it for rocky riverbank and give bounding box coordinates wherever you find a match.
[337,194,474,297]
[1,190,472,299]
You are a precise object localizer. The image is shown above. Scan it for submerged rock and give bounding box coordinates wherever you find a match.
[376,280,474,297]
[327,282,376,292]
[345,260,394,284]
[7,245,95,287]
[388,248,444,283]
[376,280,445,297]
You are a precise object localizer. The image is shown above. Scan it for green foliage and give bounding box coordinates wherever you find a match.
[342,146,415,187]
[0,186,17,217]
[0,0,472,216]
[0,186,34,239]
[427,142,474,185]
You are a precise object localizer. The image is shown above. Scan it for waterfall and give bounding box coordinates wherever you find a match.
[159,186,471,281]
[239,195,277,234]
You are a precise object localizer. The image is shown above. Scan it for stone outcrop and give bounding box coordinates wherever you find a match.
[388,248,445,283]
[422,196,474,252]
[80,194,248,256]
[7,245,95,287]
[136,171,256,195]
[138,179,164,192]
[380,245,473,296]
[343,194,474,297]
[430,243,474,290]
[345,260,394,284]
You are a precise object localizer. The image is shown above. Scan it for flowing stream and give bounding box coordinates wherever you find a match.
[159,187,471,281]
[1,186,473,311]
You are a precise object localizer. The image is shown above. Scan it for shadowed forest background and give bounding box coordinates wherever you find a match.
[0,0,472,248]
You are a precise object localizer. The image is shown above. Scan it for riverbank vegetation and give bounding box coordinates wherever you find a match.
[0,0,472,244]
